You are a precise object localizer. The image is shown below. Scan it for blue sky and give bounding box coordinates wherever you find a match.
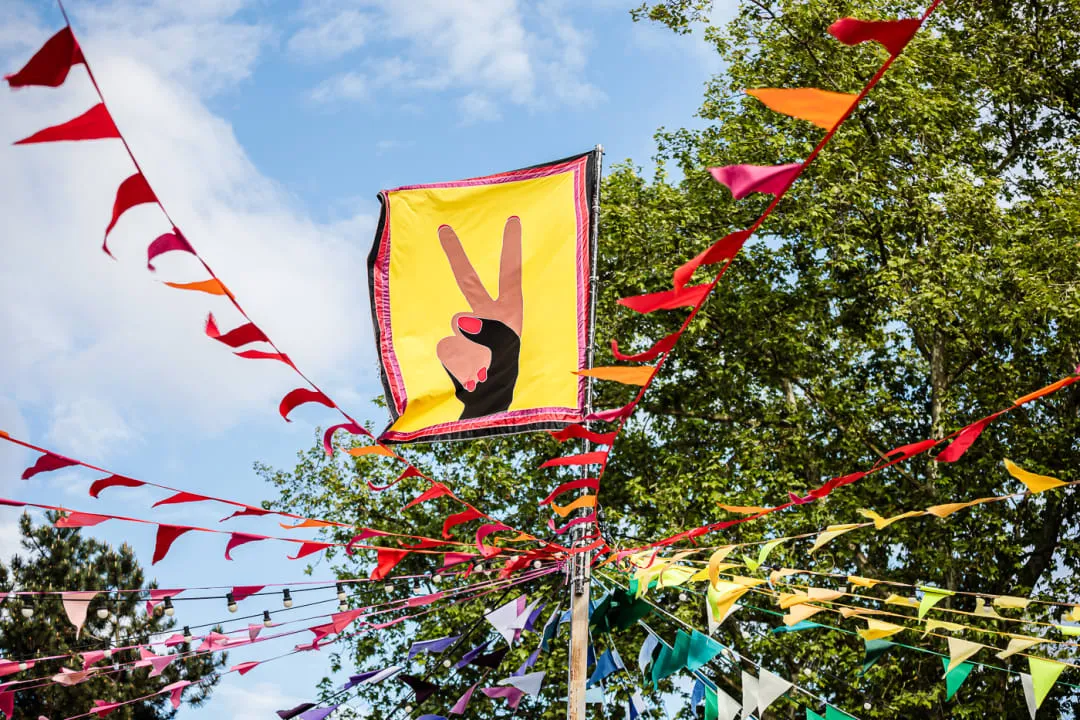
[0,0,730,716]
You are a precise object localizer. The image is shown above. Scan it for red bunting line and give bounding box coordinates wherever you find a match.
[5,16,553,558]
[536,1,946,561]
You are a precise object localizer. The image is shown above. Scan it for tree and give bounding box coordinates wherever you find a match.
[0,513,225,718]
[259,0,1080,717]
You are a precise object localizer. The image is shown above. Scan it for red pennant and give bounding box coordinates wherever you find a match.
[882,438,937,462]
[5,26,85,88]
[549,513,595,535]
[673,231,752,290]
[585,403,637,423]
[91,700,122,718]
[476,523,511,557]
[102,173,156,256]
[220,505,272,522]
[234,350,295,366]
[368,465,424,492]
[224,532,267,560]
[828,17,922,55]
[618,284,711,314]
[402,483,452,510]
[808,470,867,499]
[550,425,616,445]
[22,452,78,479]
[611,333,680,363]
[442,507,484,539]
[278,388,335,422]
[232,661,260,676]
[539,478,600,506]
[0,692,13,719]
[371,548,410,580]
[345,528,393,554]
[55,511,111,528]
[14,103,121,144]
[322,421,370,455]
[539,451,607,468]
[146,230,195,270]
[153,525,194,564]
[88,474,145,498]
[152,491,209,508]
[205,313,269,348]
[441,552,475,568]
[231,585,264,602]
[288,541,333,560]
[936,416,997,463]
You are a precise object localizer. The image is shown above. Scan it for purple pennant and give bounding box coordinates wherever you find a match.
[277,704,315,720]
[298,707,338,720]
[514,649,541,676]
[472,646,508,670]
[482,686,525,710]
[449,683,479,715]
[418,716,447,720]
[398,674,438,704]
[408,635,461,659]
[523,602,547,632]
[454,640,490,669]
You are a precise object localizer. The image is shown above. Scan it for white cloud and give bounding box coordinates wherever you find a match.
[287,8,368,61]
[310,71,369,103]
[290,0,603,119]
[0,1,379,459]
[214,681,308,720]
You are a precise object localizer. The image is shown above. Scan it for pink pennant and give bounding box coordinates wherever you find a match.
[145,589,182,616]
[611,333,680,363]
[371,548,410,580]
[288,541,333,560]
[5,26,85,88]
[366,616,408,630]
[0,660,32,677]
[205,313,269,348]
[709,163,803,200]
[231,661,260,676]
[102,172,156,256]
[153,525,194,564]
[91,699,122,718]
[22,452,78,480]
[322,421,371,455]
[540,451,607,469]
[135,647,173,677]
[828,17,922,55]
[346,528,393,554]
[55,511,111,528]
[936,416,996,463]
[450,683,479,714]
[441,551,476,568]
[152,491,209,508]
[15,103,121,144]
[51,666,96,686]
[618,284,711,314]
[550,425,616,445]
[279,388,335,422]
[476,524,511,557]
[88,474,145,498]
[673,230,752,289]
[163,633,187,648]
[482,686,525,710]
[407,591,445,607]
[231,585,264,603]
[163,680,190,709]
[224,533,268,561]
[549,513,595,535]
[586,403,636,423]
[146,230,195,270]
[61,591,98,639]
[402,483,452,510]
[81,650,106,670]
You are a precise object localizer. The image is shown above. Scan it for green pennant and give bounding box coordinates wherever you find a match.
[941,657,975,700]
[589,592,614,631]
[860,639,896,675]
[806,711,826,720]
[671,630,692,670]
[705,687,719,719]
[687,630,724,672]
[628,578,639,596]
[825,706,857,720]
[608,589,654,630]
[651,644,673,689]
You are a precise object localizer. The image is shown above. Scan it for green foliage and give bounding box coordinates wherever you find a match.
[0,513,224,718]
[259,0,1080,717]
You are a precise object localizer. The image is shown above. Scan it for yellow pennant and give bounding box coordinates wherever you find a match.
[658,565,697,589]
[808,587,845,603]
[810,523,860,553]
[922,619,966,637]
[847,575,879,588]
[779,592,810,610]
[996,635,1043,659]
[770,568,800,585]
[708,546,737,589]
[858,619,905,641]
[574,366,654,386]
[974,598,1002,618]
[717,504,770,515]
[885,594,919,609]
[840,607,887,619]
[926,498,992,518]
[858,508,926,529]
[992,595,1031,610]
[551,494,596,517]
[784,603,825,625]
[917,586,954,619]
[1003,458,1067,494]
[1064,606,1080,623]
[945,637,983,674]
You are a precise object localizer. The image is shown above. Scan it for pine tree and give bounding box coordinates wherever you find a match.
[0,513,225,718]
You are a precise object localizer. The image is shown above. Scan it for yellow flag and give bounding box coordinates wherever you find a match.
[840,607,886,619]
[810,524,860,553]
[708,546,736,589]
[769,568,800,585]
[732,576,767,588]
[918,587,954,619]
[784,603,824,625]
[1064,606,1080,623]
[945,637,983,674]
[658,566,697,588]
[718,504,770,515]
[847,575,879,588]
[858,619,905,641]
[689,568,711,582]
[808,587,845,602]
[974,598,1002,618]
[996,635,1043,659]
[779,592,810,609]
[551,494,596,517]
[1004,458,1067,494]
[923,619,965,636]
[992,595,1031,610]
[857,508,926,530]
[885,594,919,608]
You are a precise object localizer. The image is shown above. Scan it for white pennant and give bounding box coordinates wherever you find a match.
[498,671,545,696]
[740,671,759,719]
[757,667,793,714]
[1021,673,1037,720]
[717,688,742,720]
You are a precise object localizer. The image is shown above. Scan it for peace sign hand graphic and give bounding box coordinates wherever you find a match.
[436,216,524,420]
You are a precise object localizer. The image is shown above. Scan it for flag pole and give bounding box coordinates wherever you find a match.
[568,144,603,720]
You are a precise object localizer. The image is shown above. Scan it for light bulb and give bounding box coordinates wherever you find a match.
[384,583,393,594]
[339,602,348,613]
[183,626,193,642]
[443,659,452,668]
[678,592,688,602]
[226,592,238,613]
[20,607,32,619]
[432,574,442,584]
[17,662,26,672]
[282,589,293,608]
[863,703,872,711]
[96,607,109,619]
[403,705,412,713]
[263,611,272,628]
[163,596,175,617]
[104,649,113,659]
[336,582,347,602]
[533,560,542,569]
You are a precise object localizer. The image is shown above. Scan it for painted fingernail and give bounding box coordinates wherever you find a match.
[477,367,487,382]
[465,380,477,392]
[458,316,482,334]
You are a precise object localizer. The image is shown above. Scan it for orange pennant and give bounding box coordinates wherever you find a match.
[164,279,230,296]
[746,88,858,130]
[1014,376,1080,406]
[551,494,597,517]
[718,504,770,515]
[574,366,654,386]
[279,518,337,530]
[346,445,397,458]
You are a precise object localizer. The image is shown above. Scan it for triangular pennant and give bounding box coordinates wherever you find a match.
[740,671,758,719]
[941,657,975,701]
[861,639,895,675]
[709,163,802,200]
[997,636,1044,659]
[945,637,983,674]
[1004,459,1067,493]
[918,587,954,619]
[828,17,922,55]
[757,667,792,714]
[1029,656,1066,709]
[746,87,858,129]
[1021,673,1037,720]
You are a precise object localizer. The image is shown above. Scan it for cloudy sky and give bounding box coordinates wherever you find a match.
[0,0,726,715]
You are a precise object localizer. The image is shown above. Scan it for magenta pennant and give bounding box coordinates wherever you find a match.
[450,682,480,715]
[14,103,121,145]
[146,230,195,270]
[828,17,922,55]
[585,403,637,423]
[102,172,157,257]
[549,513,596,535]
[163,680,189,709]
[708,163,803,200]
[476,524,512,557]
[22,452,78,480]
[5,26,85,88]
